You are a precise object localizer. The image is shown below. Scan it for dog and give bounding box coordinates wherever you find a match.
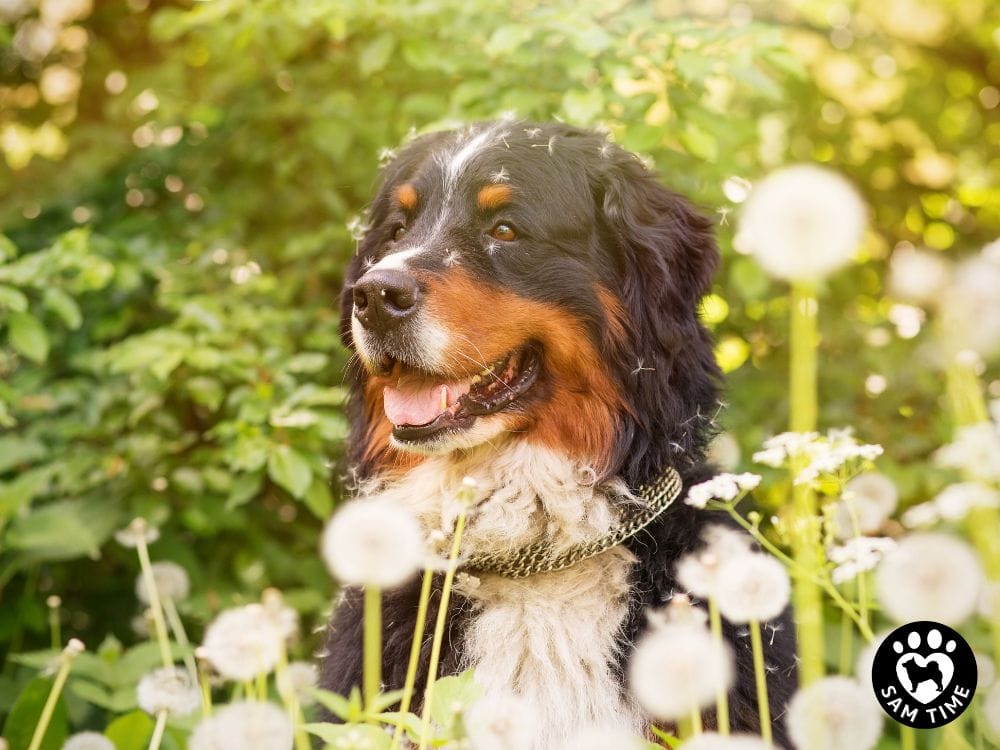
[900,656,945,693]
[320,120,798,747]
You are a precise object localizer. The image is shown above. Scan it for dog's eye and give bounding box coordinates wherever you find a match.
[392,225,407,242]
[490,223,517,241]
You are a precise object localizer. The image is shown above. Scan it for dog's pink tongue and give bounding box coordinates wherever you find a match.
[383,377,452,427]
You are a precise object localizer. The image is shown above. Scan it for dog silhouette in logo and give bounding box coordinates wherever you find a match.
[900,655,945,692]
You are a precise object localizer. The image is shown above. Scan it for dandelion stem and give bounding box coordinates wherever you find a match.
[789,281,825,685]
[749,619,773,745]
[837,578,854,675]
[417,492,471,750]
[392,566,435,750]
[135,532,174,669]
[707,597,730,735]
[27,641,82,750]
[900,725,917,750]
[275,640,310,750]
[148,710,167,750]
[690,707,703,735]
[161,596,197,678]
[46,597,61,651]
[363,585,383,712]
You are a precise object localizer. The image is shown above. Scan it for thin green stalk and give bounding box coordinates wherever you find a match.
[391,566,435,750]
[689,707,702,735]
[46,596,61,651]
[135,528,173,670]
[148,710,167,750]
[749,620,772,746]
[274,641,310,750]
[417,500,471,750]
[901,725,917,750]
[676,714,694,742]
[837,580,853,676]
[28,640,83,750]
[789,281,824,685]
[707,598,730,735]
[363,585,383,712]
[161,596,197,678]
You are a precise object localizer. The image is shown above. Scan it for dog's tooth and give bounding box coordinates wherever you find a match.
[439,386,449,411]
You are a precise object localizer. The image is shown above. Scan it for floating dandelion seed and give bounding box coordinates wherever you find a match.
[188,701,292,750]
[321,499,424,588]
[876,532,983,625]
[523,127,542,138]
[443,249,460,267]
[489,165,510,183]
[785,677,883,750]
[736,164,866,282]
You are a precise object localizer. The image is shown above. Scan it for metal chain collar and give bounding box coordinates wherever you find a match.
[460,466,683,579]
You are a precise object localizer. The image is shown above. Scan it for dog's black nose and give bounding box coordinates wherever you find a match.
[352,269,421,334]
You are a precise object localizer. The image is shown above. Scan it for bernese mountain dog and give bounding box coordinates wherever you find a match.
[320,120,798,747]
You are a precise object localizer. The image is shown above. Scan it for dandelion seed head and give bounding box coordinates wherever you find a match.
[680,732,772,749]
[136,561,190,604]
[786,677,883,750]
[136,667,201,717]
[976,652,996,689]
[736,165,866,281]
[714,553,791,623]
[706,432,741,471]
[834,472,898,539]
[901,501,939,528]
[629,623,733,720]
[889,246,951,304]
[284,661,318,704]
[115,517,160,547]
[200,604,285,681]
[934,424,1000,484]
[61,733,115,750]
[188,701,292,750]
[321,499,424,588]
[931,482,1000,523]
[464,692,539,750]
[557,726,646,750]
[677,525,754,598]
[939,248,1000,358]
[984,682,1000,740]
[876,532,983,624]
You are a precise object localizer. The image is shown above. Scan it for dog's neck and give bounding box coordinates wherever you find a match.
[355,439,637,556]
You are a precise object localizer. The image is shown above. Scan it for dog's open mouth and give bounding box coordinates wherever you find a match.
[380,344,540,442]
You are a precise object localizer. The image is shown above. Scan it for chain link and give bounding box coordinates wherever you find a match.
[460,467,683,579]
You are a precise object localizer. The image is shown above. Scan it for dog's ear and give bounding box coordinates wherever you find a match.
[595,147,722,482]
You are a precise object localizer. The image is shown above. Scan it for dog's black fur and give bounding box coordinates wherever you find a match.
[321,121,798,745]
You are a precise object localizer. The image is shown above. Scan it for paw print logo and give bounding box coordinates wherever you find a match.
[871,621,977,728]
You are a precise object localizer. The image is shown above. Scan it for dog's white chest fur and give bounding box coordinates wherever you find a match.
[358,443,645,746]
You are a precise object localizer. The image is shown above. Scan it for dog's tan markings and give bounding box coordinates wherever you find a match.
[423,270,625,475]
[596,285,629,349]
[476,183,513,211]
[395,183,418,210]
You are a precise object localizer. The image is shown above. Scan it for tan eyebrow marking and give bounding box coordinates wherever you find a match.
[395,183,418,210]
[476,183,513,210]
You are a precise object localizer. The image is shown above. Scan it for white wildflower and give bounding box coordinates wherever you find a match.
[135,561,190,604]
[201,604,285,681]
[795,441,883,486]
[685,473,761,509]
[888,246,951,304]
[876,532,984,624]
[464,692,539,750]
[136,667,200,717]
[752,431,820,467]
[557,726,646,750]
[736,165,866,282]
[706,432,741,471]
[677,526,755,598]
[834,472,898,539]
[681,732,772,750]
[901,501,939,528]
[321,499,424,588]
[785,677,883,750]
[188,701,292,750]
[114,517,160,547]
[934,423,1000,484]
[61,733,115,750]
[628,622,733,721]
[829,537,897,584]
[984,682,1000,741]
[713,553,791,623]
[932,482,1000,522]
[938,249,1000,358]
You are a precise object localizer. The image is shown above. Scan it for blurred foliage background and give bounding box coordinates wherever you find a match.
[1,0,998,723]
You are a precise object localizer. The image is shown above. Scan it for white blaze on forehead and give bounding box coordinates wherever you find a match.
[368,247,425,272]
[442,123,504,189]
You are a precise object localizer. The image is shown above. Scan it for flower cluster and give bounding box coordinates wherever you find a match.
[934,423,1000,484]
[902,482,1000,528]
[828,536,897,584]
[752,428,883,485]
[684,473,762,509]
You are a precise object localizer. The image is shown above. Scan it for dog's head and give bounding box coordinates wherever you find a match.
[340,121,721,483]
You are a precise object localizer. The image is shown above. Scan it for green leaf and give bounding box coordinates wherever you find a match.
[308,687,356,722]
[104,710,155,750]
[429,670,482,728]
[0,234,17,262]
[302,478,333,518]
[1,677,68,750]
[0,465,53,516]
[303,723,392,748]
[359,33,396,77]
[5,498,122,561]
[7,311,49,363]
[0,436,46,473]
[0,284,28,312]
[484,26,532,57]
[561,88,605,125]
[42,288,82,329]
[678,122,718,161]
[267,444,313,498]
[226,471,263,510]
